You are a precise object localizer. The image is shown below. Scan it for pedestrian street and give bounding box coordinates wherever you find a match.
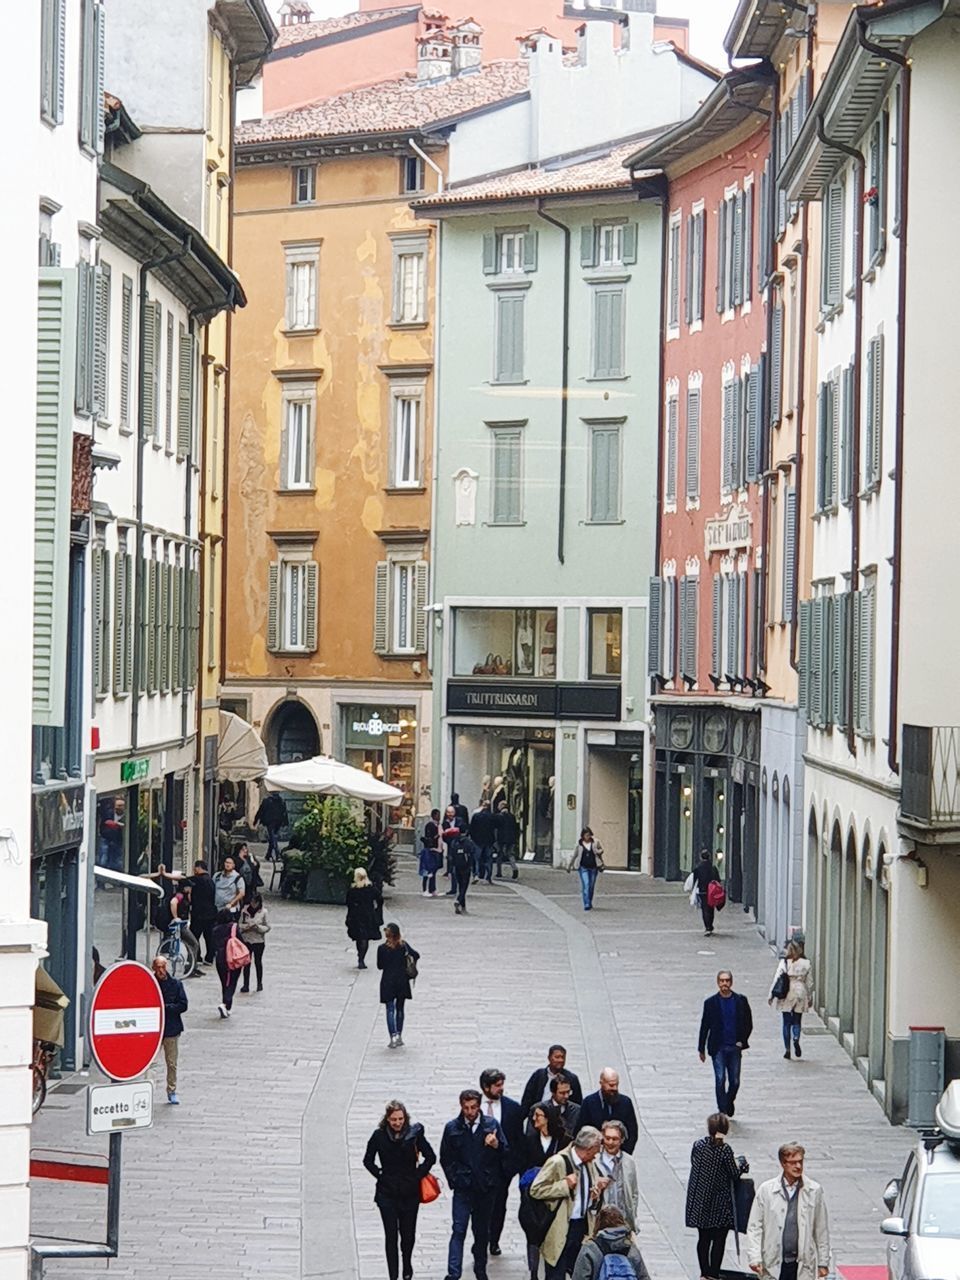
[30,862,911,1280]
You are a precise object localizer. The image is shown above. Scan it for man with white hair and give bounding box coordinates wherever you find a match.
[151,954,188,1105]
[578,1068,639,1154]
[530,1126,604,1279]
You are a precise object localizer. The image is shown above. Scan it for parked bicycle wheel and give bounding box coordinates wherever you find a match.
[156,937,195,980]
[32,1064,47,1114]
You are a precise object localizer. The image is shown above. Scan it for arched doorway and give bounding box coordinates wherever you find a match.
[825,820,843,1019]
[869,845,890,1084]
[839,828,857,1036]
[854,837,873,1060]
[262,700,321,832]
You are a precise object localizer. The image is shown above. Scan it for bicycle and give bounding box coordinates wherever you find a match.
[32,1039,57,1114]
[155,918,196,980]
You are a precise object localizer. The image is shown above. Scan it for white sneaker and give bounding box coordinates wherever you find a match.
[388,1035,398,1048]
[395,1035,404,1047]
[218,1004,229,1019]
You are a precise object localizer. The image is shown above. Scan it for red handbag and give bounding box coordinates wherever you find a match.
[419,1173,441,1204]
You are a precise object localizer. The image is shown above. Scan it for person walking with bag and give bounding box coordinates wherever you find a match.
[569,828,604,911]
[440,1089,508,1280]
[571,1205,651,1280]
[519,1104,567,1280]
[530,1125,604,1280]
[238,891,270,994]
[212,908,248,1019]
[685,1112,749,1280]
[768,938,813,1060]
[746,1143,830,1280]
[419,810,443,897]
[346,867,383,969]
[363,1099,437,1280]
[377,922,419,1048]
[692,851,722,937]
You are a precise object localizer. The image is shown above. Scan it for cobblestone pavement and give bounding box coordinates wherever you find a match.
[30,860,911,1280]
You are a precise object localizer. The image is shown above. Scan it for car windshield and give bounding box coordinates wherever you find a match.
[918,1172,960,1237]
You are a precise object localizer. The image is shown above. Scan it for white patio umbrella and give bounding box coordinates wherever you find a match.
[262,755,404,803]
[217,710,269,782]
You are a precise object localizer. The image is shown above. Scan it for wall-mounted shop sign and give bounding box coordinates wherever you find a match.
[120,757,150,784]
[352,714,403,736]
[704,504,752,557]
[32,784,85,856]
[446,682,621,721]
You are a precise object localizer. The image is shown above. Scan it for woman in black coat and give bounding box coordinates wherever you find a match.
[363,1099,436,1280]
[684,1112,747,1280]
[345,867,382,969]
[377,922,419,1048]
[518,1102,567,1276]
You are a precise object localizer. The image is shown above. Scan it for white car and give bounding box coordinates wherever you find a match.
[881,1081,960,1280]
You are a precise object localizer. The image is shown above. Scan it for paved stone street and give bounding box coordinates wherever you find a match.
[30,861,911,1280]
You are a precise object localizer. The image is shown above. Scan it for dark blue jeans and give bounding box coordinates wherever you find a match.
[385,998,406,1038]
[474,844,493,880]
[447,1188,493,1279]
[782,1011,803,1049]
[578,867,598,909]
[712,1046,742,1114]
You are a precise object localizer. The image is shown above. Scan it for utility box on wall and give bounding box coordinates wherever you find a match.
[907,1026,945,1128]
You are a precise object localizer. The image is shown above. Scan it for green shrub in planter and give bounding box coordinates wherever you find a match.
[291,797,369,888]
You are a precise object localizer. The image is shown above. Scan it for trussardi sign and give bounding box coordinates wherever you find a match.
[704,505,752,557]
[447,683,556,717]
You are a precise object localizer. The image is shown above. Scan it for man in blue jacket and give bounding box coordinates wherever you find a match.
[698,970,753,1117]
[440,1089,508,1280]
[479,1068,524,1258]
[152,955,188,1105]
[579,1068,639,1153]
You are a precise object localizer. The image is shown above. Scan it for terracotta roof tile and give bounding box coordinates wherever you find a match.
[413,139,657,208]
[273,5,420,50]
[236,60,529,145]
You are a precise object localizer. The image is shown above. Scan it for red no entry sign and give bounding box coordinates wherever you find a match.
[88,961,164,1082]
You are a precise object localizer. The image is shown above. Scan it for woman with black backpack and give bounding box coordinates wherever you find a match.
[377,923,419,1049]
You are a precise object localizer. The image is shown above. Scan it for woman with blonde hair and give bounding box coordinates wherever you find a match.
[769,936,813,1058]
[345,866,382,970]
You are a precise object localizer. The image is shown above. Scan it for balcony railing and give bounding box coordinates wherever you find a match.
[901,725,960,826]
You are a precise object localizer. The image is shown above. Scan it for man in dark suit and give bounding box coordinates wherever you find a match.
[698,969,753,1117]
[579,1069,639,1154]
[469,802,497,884]
[479,1068,524,1258]
[440,1089,508,1280]
[547,1072,581,1139]
[520,1044,583,1116]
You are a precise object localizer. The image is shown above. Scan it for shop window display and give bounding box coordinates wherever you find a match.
[343,706,417,847]
[452,725,555,860]
[453,607,557,678]
[589,609,622,678]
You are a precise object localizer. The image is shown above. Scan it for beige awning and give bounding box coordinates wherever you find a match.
[218,710,268,782]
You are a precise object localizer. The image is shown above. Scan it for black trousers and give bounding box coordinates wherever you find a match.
[545,1217,587,1279]
[454,865,470,909]
[696,1227,728,1279]
[489,1175,512,1249]
[699,895,715,932]
[241,943,264,990]
[193,917,215,962]
[377,1197,419,1280]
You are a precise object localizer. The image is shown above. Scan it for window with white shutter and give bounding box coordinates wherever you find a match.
[284,243,320,331]
[664,392,679,508]
[40,0,66,126]
[592,287,625,378]
[782,487,796,624]
[840,362,855,504]
[588,424,621,523]
[867,113,888,264]
[490,425,523,525]
[667,213,681,333]
[391,387,423,488]
[79,0,105,154]
[494,291,525,384]
[391,234,428,324]
[685,383,701,502]
[280,384,316,491]
[865,333,884,491]
[820,180,845,313]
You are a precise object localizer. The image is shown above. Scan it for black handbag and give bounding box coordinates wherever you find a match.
[404,945,418,981]
[518,1153,573,1246]
[771,965,790,1001]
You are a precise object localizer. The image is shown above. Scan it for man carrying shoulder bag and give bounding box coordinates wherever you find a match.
[530,1126,604,1280]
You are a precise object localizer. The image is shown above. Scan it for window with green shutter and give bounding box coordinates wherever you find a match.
[79,0,105,154]
[112,541,131,695]
[592,287,625,378]
[40,0,66,126]
[93,264,110,420]
[75,260,96,416]
[493,292,525,384]
[782,487,797,624]
[92,544,110,699]
[711,574,723,679]
[721,375,738,493]
[490,426,523,524]
[769,298,784,427]
[840,362,855,504]
[853,584,876,737]
[186,563,201,687]
[34,268,77,726]
[164,312,175,452]
[685,384,701,501]
[119,276,133,432]
[146,553,158,694]
[664,394,678,506]
[588,424,621,523]
[816,377,839,512]
[647,577,662,677]
[171,554,183,691]
[798,599,812,716]
[176,323,196,459]
[865,333,884,491]
[868,112,888,263]
[831,591,850,730]
[141,299,160,441]
[159,559,171,693]
[821,179,845,312]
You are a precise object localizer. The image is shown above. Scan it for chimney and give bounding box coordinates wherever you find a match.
[279,0,313,27]
[518,28,562,60]
[417,30,454,82]
[449,18,483,75]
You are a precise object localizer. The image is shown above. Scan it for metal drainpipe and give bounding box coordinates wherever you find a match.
[131,240,193,751]
[815,115,864,755]
[853,26,910,774]
[789,25,815,670]
[182,313,197,747]
[534,200,571,565]
[757,72,780,676]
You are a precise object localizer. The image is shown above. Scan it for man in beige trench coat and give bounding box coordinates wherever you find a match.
[530,1126,605,1279]
[747,1143,830,1280]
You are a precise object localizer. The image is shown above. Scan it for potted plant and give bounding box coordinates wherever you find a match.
[292,796,370,904]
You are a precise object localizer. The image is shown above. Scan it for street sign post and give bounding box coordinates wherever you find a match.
[86,1081,154,1134]
[88,961,164,1082]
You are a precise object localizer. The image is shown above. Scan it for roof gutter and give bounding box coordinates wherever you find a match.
[534,200,571,566]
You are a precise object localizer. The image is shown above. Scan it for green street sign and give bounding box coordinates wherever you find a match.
[120,758,150,784]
